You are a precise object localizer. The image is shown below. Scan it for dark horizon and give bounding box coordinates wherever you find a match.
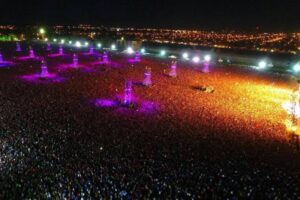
[1,0,299,32]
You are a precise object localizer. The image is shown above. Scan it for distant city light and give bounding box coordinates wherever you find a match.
[39,28,45,34]
[160,50,166,56]
[182,52,189,60]
[75,41,82,48]
[97,43,102,48]
[258,61,267,69]
[293,63,300,72]
[204,55,211,62]
[85,42,89,47]
[61,39,65,44]
[127,47,134,54]
[140,48,146,54]
[53,38,57,42]
[44,38,48,42]
[111,44,116,50]
[69,41,72,44]
[192,56,200,63]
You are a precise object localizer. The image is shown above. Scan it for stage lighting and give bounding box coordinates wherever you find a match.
[192,56,200,63]
[160,50,166,56]
[204,55,211,62]
[127,47,134,54]
[258,61,267,69]
[293,63,300,72]
[182,52,189,60]
[75,41,82,48]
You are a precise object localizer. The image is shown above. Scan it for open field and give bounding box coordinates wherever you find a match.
[0,42,299,199]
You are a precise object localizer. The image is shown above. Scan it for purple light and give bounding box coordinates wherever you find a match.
[17,47,41,61]
[128,52,141,64]
[135,52,141,62]
[40,59,49,78]
[73,54,79,68]
[0,53,3,63]
[59,46,64,55]
[169,61,177,78]
[0,62,14,68]
[57,54,92,71]
[47,43,52,51]
[89,46,94,54]
[29,47,35,58]
[16,42,21,52]
[19,61,63,83]
[16,56,41,61]
[48,45,66,57]
[143,67,152,86]
[102,52,109,64]
[202,62,210,73]
[95,99,117,108]
[123,80,133,105]
[19,73,64,84]
[93,93,159,116]
[137,101,160,114]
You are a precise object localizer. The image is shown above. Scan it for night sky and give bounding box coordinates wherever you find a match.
[1,0,299,31]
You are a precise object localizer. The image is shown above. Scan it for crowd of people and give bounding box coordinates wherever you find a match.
[0,43,300,199]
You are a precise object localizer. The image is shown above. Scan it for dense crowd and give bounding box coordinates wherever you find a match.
[0,44,300,199]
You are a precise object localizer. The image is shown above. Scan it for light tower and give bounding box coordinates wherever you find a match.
[59,45,64,55]
[73,54,79,68]
[169,61,177,78]
[47,43,52,51]
[124,80,133,105]
[29,46,35,58]
[135,52,141,62]
[16,42,21,52]
[143,66,152,86]
[40,59,49,78]
[102,51,109,64]
[0,52,3,63]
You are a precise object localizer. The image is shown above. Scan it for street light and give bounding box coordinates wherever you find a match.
[182,52,189,60]
[293,63,300,72]
[39,28,45,35]
[192,56,200,63]
[160,50,166,56]
[75,41,82,48]
[258,60,267,69]
[204,55,211,62]
[127,47,134,54]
